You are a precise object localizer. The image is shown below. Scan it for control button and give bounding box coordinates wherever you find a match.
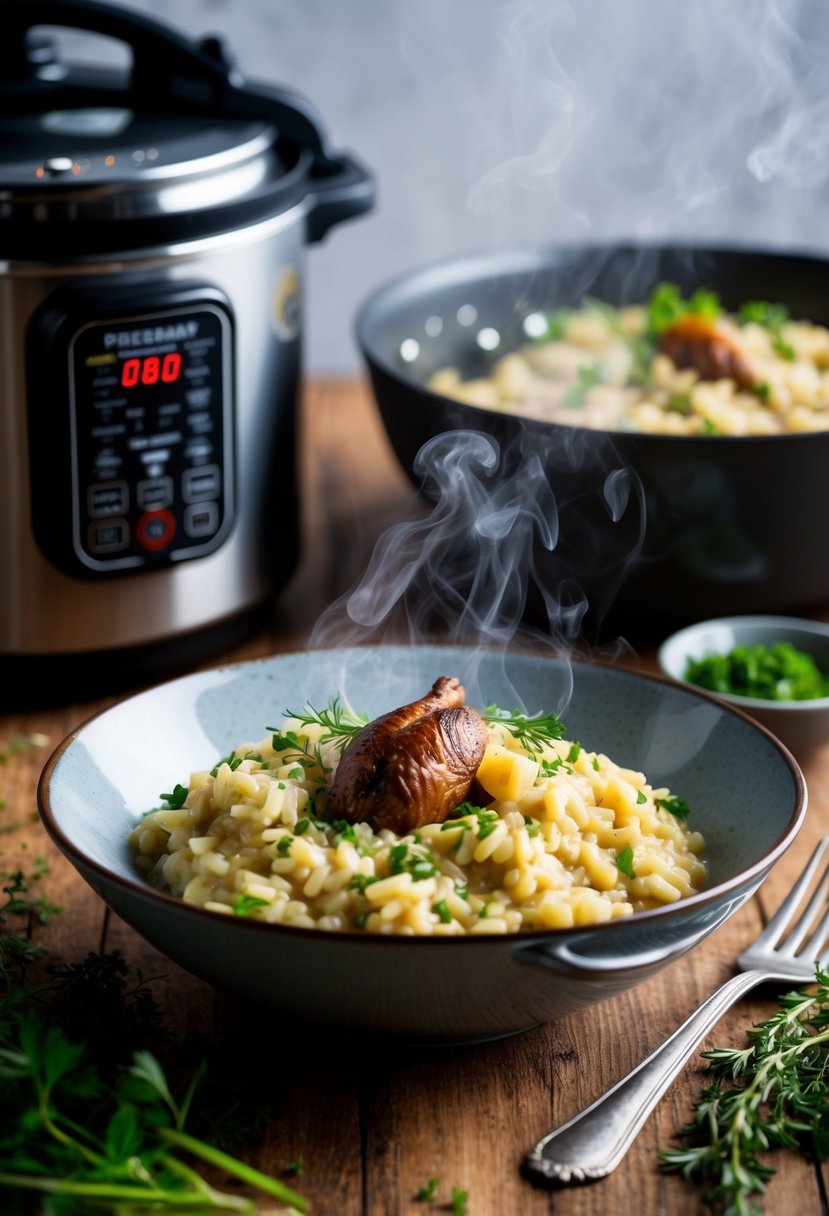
[88,480,128,519]
[44,157,74,176]
[182,464,221,503]
[184,501,219,538]
[137,476,173,511]
[87,518,130,554]
[136,509,176,551]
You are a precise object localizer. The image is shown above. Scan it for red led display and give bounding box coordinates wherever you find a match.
[120,352,182,388]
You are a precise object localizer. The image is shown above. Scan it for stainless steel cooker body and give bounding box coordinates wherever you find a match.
[0,0,374,691]
[1,212,306,657]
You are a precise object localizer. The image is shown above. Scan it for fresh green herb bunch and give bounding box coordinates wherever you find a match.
[684,641,829,702]
[660,965,829,1216]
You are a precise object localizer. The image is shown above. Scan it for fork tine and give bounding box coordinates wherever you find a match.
[796,904,829,963]
[755,835,829,948]
[781,859,829,955]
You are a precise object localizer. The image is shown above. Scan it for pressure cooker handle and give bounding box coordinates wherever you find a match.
[0,0,340,170]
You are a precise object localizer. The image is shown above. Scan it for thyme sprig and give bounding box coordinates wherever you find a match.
[282,696,368,754]
[660,965,829,1215]
[481,706,566,755]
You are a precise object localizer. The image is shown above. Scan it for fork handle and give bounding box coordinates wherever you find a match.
[524,968,770,1185]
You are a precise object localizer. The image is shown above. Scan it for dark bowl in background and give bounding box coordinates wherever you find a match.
[356,242,829,642]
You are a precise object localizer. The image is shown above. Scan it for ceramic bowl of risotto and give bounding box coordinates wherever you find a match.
[357,241,829,639]
[38,644,805,1043]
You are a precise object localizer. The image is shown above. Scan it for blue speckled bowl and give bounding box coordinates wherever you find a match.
[38,646,806,1043]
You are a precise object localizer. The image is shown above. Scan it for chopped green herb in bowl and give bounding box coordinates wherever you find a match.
[684,641,829,703]
[658,615,829,756]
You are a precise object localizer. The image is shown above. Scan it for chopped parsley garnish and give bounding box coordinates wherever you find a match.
[276,836,294,857]
[393,844,438,880]
[444,801,487,821]
[616,846,637,879]
[481,705,566,754]
[232,893,270,917]
[210,751,242,777]
[592,756,600,771]
[561,362,604,408]
[685,641,829,702]
[348,874,379,895]
[738,299,796,361]
[159,783,188,809]
[269,729,311,758]
[432,900,452,924]
[294,818,311,835]
[539,756,565,777]
[287,766,304,780]
[523,815,541,837]
[701,418,719,435]
[737,299,790,330]
[772,335,796,361]
[330,819,358,844]
[656,794,693,821]
[636,790,647,805]
[566,742,581,763]
[442,806,499,850]
[666,393,692,415]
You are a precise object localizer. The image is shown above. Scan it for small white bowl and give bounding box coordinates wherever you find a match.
[658,615,829,757]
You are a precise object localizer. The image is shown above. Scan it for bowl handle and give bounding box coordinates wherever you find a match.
[513,919,716,979]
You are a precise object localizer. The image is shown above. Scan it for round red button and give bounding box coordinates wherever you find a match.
[136,508,176,551]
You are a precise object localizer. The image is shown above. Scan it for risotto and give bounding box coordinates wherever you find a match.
[429,284,829,436]
[130,696,706,936]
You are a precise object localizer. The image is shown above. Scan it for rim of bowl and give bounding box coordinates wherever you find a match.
[37,645,808,948]
[658,615,829,712]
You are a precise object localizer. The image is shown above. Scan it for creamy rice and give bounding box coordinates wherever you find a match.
[130,708,706,935]
[429,298,829,436]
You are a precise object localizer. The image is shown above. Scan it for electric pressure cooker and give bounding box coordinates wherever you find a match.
[0,0,373,701]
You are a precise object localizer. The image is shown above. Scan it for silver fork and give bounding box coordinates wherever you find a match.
[524,834,829,1186]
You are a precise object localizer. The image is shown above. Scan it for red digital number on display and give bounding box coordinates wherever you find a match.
[120,352,182,388]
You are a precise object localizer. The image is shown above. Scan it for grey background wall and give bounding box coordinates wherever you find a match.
[56,0,829,373]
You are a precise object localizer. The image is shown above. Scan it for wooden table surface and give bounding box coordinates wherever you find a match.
[4,377,828,1216]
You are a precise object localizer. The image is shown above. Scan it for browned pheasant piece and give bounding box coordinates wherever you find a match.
[658,314,756,390]
[327,675,488,834]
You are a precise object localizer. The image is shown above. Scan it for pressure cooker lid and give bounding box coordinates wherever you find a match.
[0,107,286,220]
[0,0,374,260]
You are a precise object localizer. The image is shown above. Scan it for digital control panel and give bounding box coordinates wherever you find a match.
[28,291,235,577]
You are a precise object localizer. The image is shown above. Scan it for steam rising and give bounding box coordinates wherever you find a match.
[460,0,829,248]
[310,427,644,659]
